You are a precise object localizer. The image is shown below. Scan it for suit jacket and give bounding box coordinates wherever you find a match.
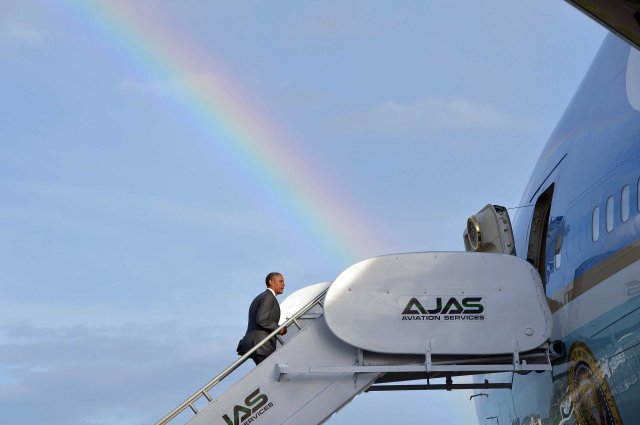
[236,289,281,357]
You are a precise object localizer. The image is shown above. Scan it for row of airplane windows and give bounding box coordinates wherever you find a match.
[591,179,640,242]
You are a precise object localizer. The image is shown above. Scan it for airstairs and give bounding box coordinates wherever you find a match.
[156,252,557,425]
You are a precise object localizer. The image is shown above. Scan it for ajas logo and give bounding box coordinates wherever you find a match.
[399,296,485,321]
[221,388,274,425]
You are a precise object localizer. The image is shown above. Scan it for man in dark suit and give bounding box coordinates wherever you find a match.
[236,272,287,365]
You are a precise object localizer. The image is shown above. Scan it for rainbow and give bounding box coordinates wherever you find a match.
[62,1,388,265]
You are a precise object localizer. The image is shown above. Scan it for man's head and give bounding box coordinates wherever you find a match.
[265,272,285,295]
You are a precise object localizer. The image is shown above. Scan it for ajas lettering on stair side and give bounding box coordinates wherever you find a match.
[221,388,274,425]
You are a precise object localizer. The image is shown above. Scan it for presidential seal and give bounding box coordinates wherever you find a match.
[568,341,623,425]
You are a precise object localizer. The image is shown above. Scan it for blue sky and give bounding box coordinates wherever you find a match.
[0,1,605,424]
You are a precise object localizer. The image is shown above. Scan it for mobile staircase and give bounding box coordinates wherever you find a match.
[156,251,558,425]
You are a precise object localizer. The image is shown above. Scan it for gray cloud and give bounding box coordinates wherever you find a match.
[0,180,258,233]
[3,24,44,45]
[363,98,526,134]
[120,73,223,100]
[288,2,383,40]
[0,322,243,425]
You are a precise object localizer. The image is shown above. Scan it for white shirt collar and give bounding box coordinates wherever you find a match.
[267,288,277,297]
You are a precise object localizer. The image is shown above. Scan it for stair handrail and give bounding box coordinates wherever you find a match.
[155,288,329,425]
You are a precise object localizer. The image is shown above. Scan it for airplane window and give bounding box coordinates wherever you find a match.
[622,185,630,222]
[592,206,600,242]
[606,196,614,232]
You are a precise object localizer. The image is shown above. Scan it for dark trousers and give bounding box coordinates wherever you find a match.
[250,353,269,365]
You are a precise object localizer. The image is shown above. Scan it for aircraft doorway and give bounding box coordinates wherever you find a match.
[527,184,555,287]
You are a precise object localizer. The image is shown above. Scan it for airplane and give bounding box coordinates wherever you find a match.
[155,2,640,424]
[472,1,640,424]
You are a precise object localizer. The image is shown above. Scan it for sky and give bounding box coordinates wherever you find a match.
[0,1,606,424]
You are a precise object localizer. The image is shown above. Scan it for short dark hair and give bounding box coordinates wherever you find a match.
[265,272,282,287]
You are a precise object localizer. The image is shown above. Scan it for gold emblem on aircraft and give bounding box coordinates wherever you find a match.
[568,341,623,425]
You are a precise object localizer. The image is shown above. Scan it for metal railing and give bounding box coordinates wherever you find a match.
[155,289,328,425]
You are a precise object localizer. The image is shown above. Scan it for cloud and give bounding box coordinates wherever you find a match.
[0,322,243,425]
[287,1,385,39]
[0,180,254,232]
[121,77,186,98]
[367,98,521,132]
[0,179,272,334]
[338,98,532,141]
[3,24,44,45]
[121,73,222,99]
